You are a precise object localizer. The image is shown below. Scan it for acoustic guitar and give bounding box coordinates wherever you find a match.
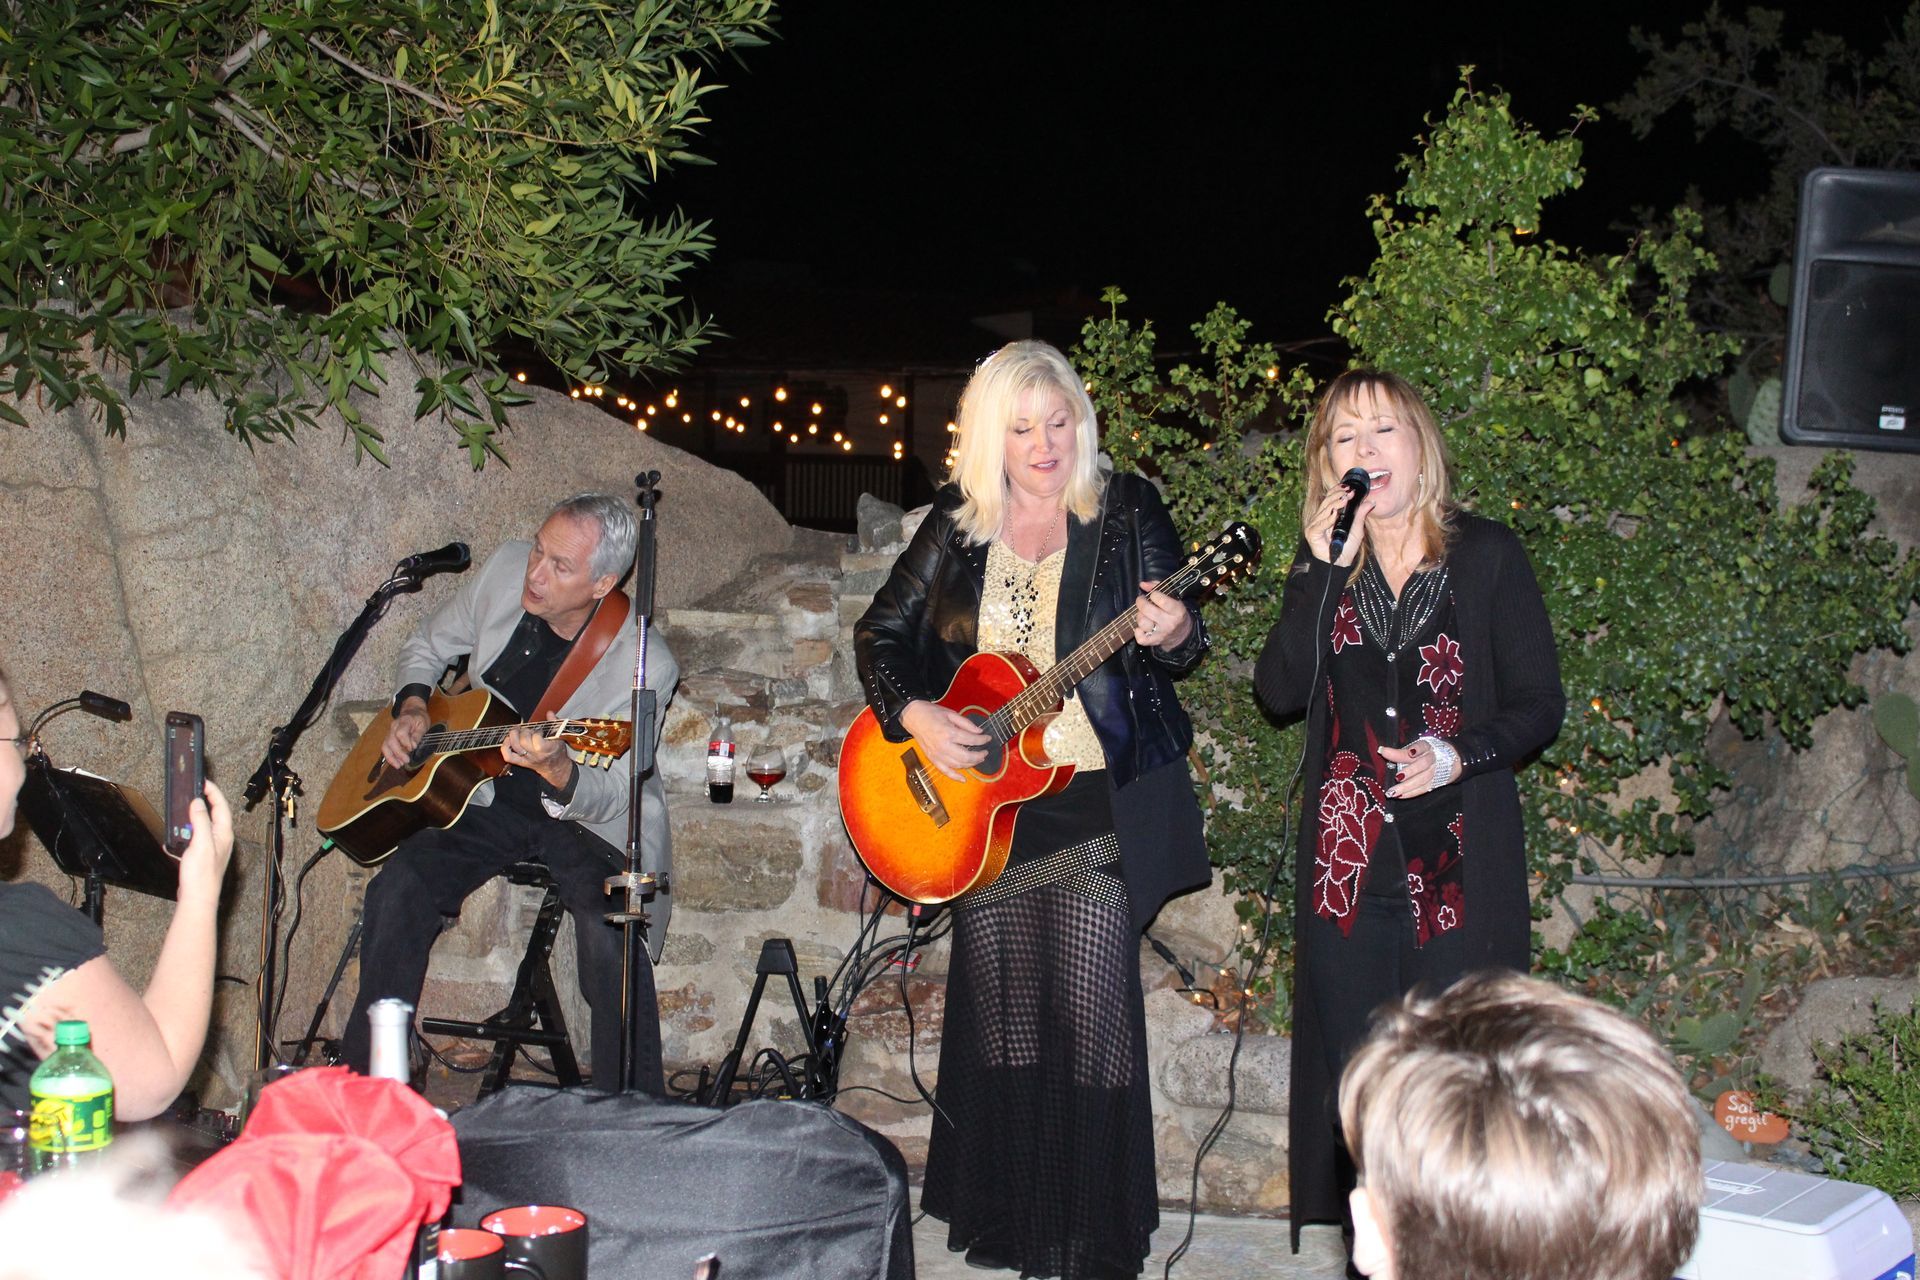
[316,688,631,867]
[838,522,1260,904]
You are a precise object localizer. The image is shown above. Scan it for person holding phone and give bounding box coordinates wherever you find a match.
[0,661,237,1119]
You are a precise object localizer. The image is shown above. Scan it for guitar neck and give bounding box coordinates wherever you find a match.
[984,556,1208,743]
[418,718,573,758]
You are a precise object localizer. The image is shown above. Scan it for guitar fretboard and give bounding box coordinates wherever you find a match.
[979,550,1215,745]
[419,719,587,755]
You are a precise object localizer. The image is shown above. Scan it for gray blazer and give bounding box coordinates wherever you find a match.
[394,540,679,956]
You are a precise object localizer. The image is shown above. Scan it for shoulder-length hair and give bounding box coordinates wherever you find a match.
[1300,368,1456,575]
[948,340,1106,546]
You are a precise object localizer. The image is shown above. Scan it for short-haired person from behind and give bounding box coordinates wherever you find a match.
[1338,972,1702,1280]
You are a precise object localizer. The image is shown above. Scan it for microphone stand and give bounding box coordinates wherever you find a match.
[607,471,663,1094]
[241,561,442,1070]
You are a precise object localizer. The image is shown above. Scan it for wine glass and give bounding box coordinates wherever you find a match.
[745,744,787,803]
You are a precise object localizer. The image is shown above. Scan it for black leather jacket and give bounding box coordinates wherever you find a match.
[854,474,1207,789]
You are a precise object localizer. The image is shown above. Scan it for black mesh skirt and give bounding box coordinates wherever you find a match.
[921,773,1157,1279]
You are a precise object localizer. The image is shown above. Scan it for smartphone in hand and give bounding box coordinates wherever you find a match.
[163,711,205,857]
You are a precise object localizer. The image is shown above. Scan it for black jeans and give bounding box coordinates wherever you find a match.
[341,800,664,1094]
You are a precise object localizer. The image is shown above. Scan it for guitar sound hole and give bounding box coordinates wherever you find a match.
[967,713,1004,774]
[405,722,448,772]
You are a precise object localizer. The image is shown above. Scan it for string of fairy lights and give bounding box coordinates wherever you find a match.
[526,369,959,469]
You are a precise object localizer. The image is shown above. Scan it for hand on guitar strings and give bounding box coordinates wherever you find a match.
[504,723,576,790]
[899,700,990,781]
[1132,580,1193,651]
[381,696,432,770]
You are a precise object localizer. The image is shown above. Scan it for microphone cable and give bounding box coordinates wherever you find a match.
[1163,558,1338,1277]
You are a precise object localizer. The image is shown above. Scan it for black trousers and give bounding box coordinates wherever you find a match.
[1303,888,1476,1243]
[341,800,664,1094]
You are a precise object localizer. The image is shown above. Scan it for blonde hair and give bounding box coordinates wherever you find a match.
[1301,369,1454,576]
[947,340,1106,545]
[1339,972,1702,1280]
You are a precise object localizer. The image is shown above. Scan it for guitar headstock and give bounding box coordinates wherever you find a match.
[1186,521,1263,596]
[564,719,633,765]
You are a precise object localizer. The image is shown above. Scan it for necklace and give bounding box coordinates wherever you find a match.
[1002,503,1065,647]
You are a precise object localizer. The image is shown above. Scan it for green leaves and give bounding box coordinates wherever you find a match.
[0,0,775,463]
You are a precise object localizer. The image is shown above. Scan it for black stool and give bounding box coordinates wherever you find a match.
[420,860,584,1096]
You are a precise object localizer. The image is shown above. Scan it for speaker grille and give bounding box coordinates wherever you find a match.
[1792,258,1920,440]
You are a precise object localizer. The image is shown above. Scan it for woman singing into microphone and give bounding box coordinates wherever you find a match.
[1253,370,1564,1258]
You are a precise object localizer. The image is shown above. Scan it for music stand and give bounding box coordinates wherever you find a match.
[17,754,176,925]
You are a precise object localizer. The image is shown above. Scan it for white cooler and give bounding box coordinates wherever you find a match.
[1676,1160,1914,1280]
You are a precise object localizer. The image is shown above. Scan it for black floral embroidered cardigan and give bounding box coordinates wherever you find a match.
[1253,509,1565,1244]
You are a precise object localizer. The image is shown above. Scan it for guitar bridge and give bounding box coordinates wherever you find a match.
[901,747,951,828]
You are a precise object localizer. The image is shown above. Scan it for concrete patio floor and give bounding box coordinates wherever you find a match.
[909,1210,1344,1280]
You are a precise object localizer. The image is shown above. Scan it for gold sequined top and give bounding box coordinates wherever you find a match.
[978,540,1107,772]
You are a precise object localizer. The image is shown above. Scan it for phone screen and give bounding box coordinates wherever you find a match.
[163,711,205,857]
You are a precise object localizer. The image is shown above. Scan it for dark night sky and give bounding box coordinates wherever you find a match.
[657,1,1906,351]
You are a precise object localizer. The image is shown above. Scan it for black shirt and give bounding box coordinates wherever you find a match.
[0,882,106,1112]
[484,612,577,814]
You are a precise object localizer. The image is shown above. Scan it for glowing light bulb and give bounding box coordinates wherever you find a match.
[665,392,678,408]
[810,402,823,416]
[895,395,907,408]
[807,423,818,435]
[842,440,852,451]
[739,395,750,408]
[775,387,788,402]
[878,413,890,425]
[570,389,581,398]
[515,371,528,383]
[711,410,722,421]
[789,433,799,444]
[646,405,657,416]
[832,431,843,442]
[880,383,894,399]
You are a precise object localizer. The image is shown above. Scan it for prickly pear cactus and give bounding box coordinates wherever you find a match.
[1870,692,1920,801]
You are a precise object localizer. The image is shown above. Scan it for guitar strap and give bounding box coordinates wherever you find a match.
[533,587,631,722]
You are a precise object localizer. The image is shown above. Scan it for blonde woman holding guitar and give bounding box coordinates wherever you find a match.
[853,340,1212,1280]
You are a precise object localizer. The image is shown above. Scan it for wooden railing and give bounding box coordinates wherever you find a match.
[718,455,935,532]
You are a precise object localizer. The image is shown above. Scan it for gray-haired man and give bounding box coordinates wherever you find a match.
[342,494,677,1092]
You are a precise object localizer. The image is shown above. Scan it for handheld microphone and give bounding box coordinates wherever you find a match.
[1328,467,1371,558]
[396,541,471,579]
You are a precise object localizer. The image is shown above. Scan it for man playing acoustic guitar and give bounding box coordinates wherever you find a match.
[340,493,677,1093]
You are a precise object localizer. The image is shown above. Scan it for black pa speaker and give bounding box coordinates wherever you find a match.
[1781,167,1920,451]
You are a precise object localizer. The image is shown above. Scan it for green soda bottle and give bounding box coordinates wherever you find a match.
[28,1020,114,1174]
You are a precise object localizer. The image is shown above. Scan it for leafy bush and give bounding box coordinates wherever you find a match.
[1802,1004,1920,1197]
[1078,78,1920,1025]
[0,0,774,462]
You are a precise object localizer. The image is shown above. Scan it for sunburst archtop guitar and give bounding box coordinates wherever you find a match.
[316,687,630,867]
[838,522,1260,905]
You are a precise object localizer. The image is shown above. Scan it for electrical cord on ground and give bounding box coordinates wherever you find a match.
[894,911,956,1132]
[269,840,336,1051]
[1163,563,1333,1279]
[415,1029,489,1075]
